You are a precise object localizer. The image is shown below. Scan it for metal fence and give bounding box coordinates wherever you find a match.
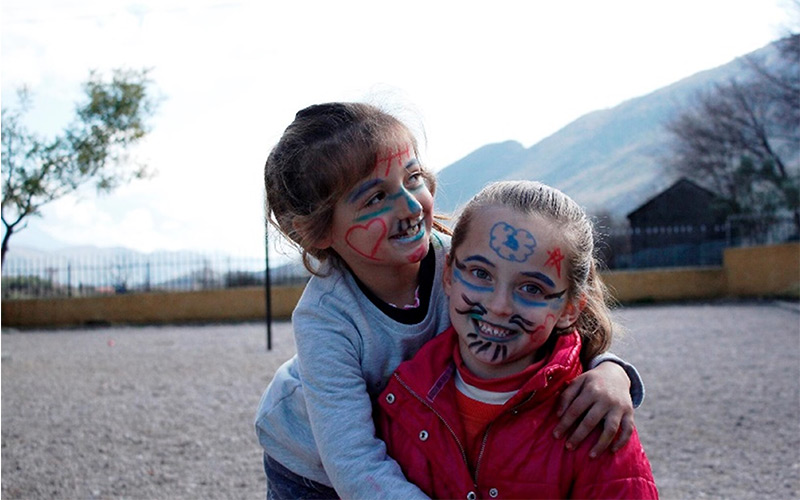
[2,215,796,300]
[600,214,798,270]
[1,251,310,300]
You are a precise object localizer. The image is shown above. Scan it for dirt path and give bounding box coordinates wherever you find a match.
[2,300,798,499]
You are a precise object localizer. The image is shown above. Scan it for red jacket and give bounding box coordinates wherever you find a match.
[376,326,658,499]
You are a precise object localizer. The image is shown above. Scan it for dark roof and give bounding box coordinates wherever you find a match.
[626,178,721,219]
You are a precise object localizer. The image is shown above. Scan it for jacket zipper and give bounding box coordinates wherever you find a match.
[474,391,537,486]
[393,374,472,471]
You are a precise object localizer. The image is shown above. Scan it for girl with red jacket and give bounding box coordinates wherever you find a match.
[377,180,658,499]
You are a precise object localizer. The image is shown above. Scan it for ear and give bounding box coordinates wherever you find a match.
[313,235,333,250]
[442,253,454,297]
[556,295,584,329]
[293,219,332,250]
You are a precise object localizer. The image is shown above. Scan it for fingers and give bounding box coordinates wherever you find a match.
[565,404,608,453]
[588,410,622,458]
[553,378,586,439]
[610,413,635,453]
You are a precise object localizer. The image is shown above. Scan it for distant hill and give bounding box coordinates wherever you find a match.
[435,40,783,219]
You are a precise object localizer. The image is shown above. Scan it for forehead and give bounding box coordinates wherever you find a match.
[465,206,556,243]
[458,206,563,263]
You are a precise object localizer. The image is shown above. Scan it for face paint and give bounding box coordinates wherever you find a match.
[344,218,388,260]
[444,205,577,378]
[348,179,383,204]
[545,247,565,279]
[489,222,536,262]
[388,186,423,215]
[327,136,434,275]
[453,258,495,293]
[454,293,488,319]
[353,207,392,223]
[375,145,412,177]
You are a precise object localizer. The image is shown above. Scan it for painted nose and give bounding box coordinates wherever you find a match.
[486,287,513,317]
[395,188,423,219]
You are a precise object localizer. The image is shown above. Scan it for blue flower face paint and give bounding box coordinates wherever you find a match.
[443,206,578,379]
[490,222,536,262]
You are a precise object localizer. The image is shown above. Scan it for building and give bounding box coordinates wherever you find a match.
[626,178,731,267]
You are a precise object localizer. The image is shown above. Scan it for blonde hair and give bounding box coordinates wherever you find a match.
[264,102,446,274]
[450,180,615,365]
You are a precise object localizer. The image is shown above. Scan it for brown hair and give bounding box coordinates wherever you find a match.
[264,102,445,274]
[449,180,615,365]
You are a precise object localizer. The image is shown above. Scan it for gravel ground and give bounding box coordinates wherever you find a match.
[2,300,799,499]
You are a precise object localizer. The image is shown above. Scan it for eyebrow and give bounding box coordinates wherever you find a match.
[522,271,556,288]
[462,255,495,267]
[347,179,383,204]
[405,158,420,169]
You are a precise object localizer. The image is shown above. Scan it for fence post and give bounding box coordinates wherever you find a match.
[265,228,273,351]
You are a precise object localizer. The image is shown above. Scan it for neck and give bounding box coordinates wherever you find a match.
[349,260,421,307]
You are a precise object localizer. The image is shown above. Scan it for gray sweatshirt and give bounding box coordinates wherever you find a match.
[255,235,451,499]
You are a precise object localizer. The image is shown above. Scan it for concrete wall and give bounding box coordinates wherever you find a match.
[603,267,727,303]
[3,243,798,329]
[723,243,800,297]
[2,286,306,329]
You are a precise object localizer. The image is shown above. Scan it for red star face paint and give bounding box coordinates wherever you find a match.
[444,206,577,379]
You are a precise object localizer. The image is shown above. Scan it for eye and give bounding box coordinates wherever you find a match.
[364,191,386,207]
[470,267,491,281]
[520,283,544,296]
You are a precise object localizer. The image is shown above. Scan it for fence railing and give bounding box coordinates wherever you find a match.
[1,251,310,300]
[2,215,796,300]
[600,214,797,270]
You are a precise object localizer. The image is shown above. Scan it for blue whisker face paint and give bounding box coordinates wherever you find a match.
[353,207,392,222]
[452,265,494,293]
[347,179,383,204]
[513,295,549,308]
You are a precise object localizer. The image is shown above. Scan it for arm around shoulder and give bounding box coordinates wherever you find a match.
[589,351,645,408]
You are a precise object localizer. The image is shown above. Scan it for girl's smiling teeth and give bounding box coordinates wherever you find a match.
[391,217,425,241]
[474,319,519,342]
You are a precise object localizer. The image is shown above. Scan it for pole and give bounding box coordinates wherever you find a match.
[265,223,273,351]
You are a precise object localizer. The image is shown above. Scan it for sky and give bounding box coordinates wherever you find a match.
[1,0,795,260]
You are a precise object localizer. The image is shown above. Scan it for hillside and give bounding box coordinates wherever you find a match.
[434,41,780,218]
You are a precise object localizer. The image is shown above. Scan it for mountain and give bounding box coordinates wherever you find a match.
[434,41,782,219]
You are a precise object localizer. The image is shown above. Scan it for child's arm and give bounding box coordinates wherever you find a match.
[553,355,644,457]
[293,308,430,500]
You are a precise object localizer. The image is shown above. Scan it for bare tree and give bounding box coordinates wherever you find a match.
[1,68,159,264]
[665,34,800,234]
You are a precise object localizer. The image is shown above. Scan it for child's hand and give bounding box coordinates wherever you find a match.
[553,362,634,457]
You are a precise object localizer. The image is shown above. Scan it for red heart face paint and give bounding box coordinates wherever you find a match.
[344,218,388,260]
[327,132,434,278]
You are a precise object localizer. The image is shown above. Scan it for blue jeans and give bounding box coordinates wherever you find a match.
[263,453,338,500]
